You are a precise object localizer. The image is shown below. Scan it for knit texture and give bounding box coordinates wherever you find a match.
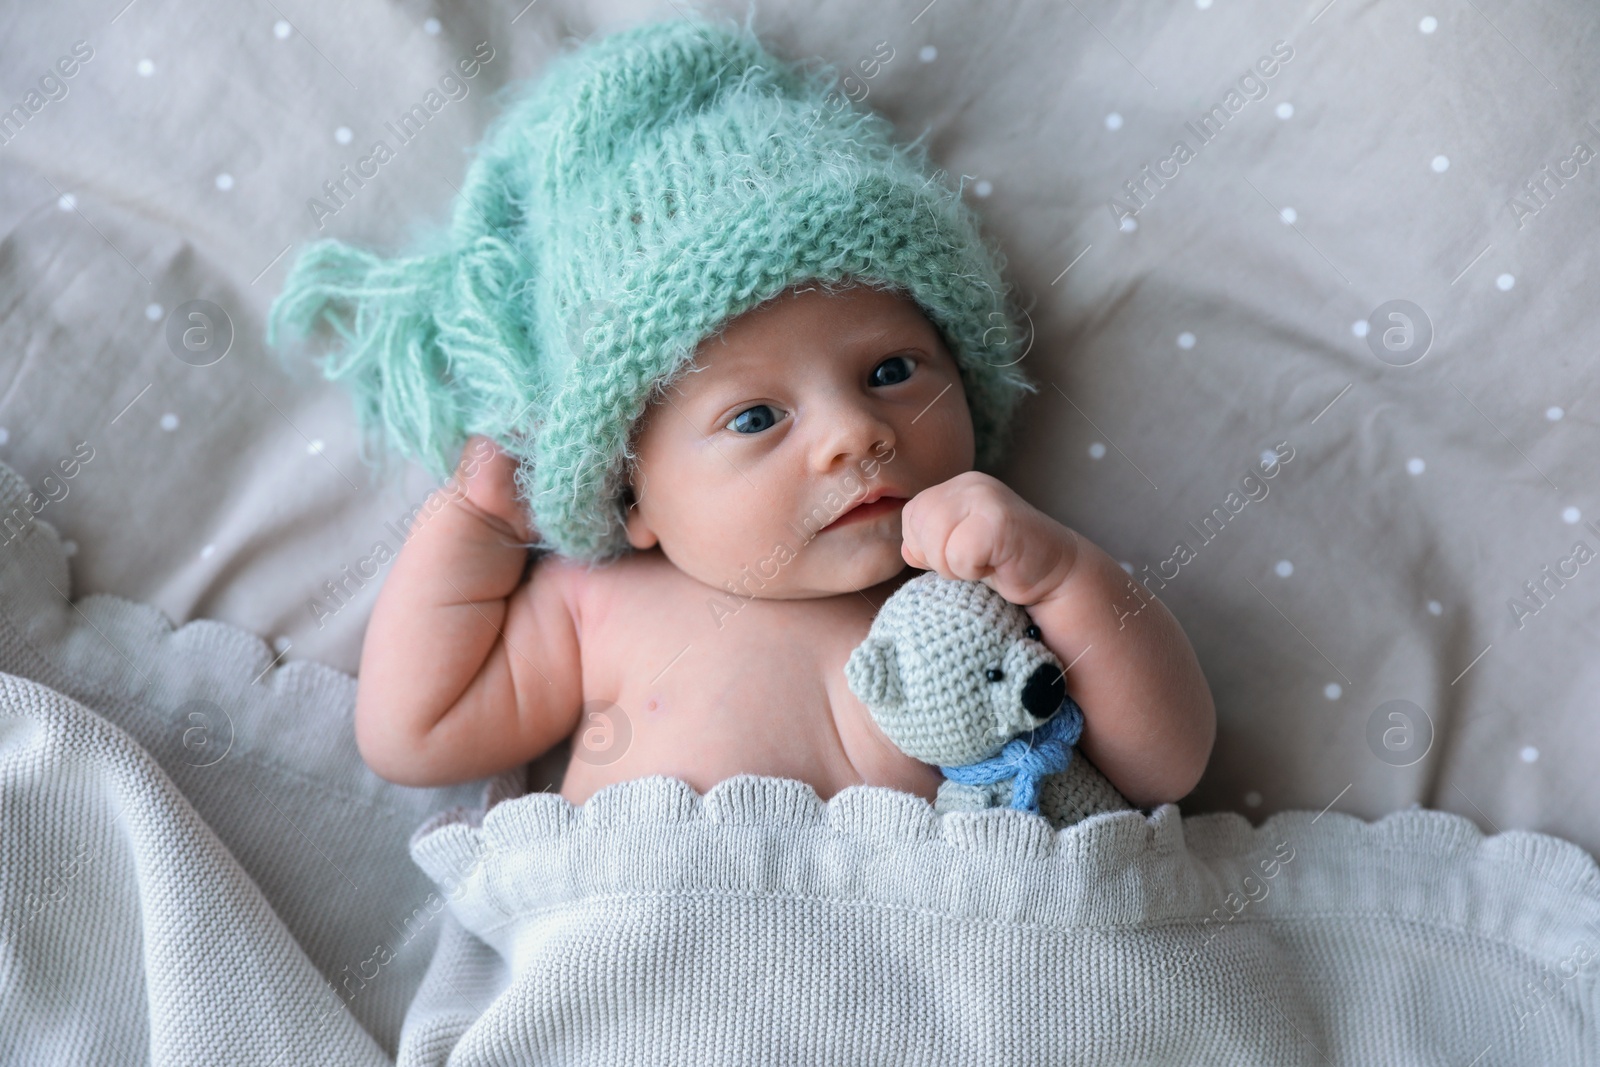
[936,749,1132,830]
[0,458,484,1061]
[844,570,1132,826]
[266,13,1038,563]
[939,698,1084,814]
[846,572,1059,765]
[403,772,1600,1065]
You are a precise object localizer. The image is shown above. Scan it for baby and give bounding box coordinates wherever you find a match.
[270,18,1215,811]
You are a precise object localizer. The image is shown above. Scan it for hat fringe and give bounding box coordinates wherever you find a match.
[266,230,539,483]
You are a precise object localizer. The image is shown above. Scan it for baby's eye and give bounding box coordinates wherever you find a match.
[869,354,914,387]
[726,405,782,434]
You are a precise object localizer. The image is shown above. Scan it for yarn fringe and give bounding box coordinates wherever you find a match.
[265,229,540,483]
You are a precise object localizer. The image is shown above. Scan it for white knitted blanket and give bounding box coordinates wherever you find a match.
[0,458,485,1062]
[2,454,1598,1064]
[0,671,393,1065]
[400,774,1600,1065]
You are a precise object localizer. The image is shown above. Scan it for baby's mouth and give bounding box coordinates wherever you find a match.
[823,493,909,530]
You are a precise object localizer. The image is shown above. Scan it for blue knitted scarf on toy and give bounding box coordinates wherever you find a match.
[938,695,1086,815]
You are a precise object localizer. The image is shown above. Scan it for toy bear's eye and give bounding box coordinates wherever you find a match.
[1024,624,1042,641]
[985,667,1004,683]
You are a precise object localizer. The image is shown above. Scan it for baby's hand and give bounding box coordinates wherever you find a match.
[904,471,1216,807]
[899,471,1079,608]
[452,435,538,546]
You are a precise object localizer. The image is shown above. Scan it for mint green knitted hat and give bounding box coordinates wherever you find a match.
[268,12,1037,564]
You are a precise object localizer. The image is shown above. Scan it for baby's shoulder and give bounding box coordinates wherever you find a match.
[542,547,674,596]
[530,547,691,626]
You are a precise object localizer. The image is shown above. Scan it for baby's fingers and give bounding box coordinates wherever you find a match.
[938,512,1002,583]
[900,489,999,583]
[900,539,928,570]
[898,493,942,572]
[454,435,537,544]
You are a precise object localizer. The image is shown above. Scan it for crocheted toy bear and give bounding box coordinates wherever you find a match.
[844,571,1132,830]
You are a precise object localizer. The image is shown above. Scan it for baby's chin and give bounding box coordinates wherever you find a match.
[677,531,905,601]
[761,535,910,600]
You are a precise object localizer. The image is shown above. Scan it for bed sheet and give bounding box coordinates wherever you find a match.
[1,0,1595,927]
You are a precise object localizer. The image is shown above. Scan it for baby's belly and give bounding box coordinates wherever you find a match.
[554,692,891,807]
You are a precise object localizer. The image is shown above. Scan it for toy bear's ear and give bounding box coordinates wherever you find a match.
[844,637,903,710]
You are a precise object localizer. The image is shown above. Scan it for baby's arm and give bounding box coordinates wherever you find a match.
[899,472,1215,809]
[1023,535,1215,809]
[353,436,583,787]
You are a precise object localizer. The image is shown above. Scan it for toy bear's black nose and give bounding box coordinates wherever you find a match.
[1021,665,1066,721]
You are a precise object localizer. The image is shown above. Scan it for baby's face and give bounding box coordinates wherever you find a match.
[623,282,976,599]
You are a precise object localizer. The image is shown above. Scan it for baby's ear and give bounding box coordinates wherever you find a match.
[844,637,903,710]
[622,487,658,550]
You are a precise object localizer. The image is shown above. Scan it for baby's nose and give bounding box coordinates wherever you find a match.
[1020,664,1066,721]
[814,399,895,468]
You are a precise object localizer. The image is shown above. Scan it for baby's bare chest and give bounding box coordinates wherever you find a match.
[555,558,930,805]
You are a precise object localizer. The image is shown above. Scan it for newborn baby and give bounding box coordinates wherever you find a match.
[269,17,1215,810]
[353,279,1215,809]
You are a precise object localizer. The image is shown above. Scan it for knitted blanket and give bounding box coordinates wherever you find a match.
[0,458,485,1062]
[401,775,1600,1065]
[0,671,392,1065]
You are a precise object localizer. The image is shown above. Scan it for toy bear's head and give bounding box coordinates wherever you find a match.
[844,571,1069,767]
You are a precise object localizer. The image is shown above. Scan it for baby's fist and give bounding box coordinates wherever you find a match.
[451,435,538,545]
[900,471,1077,607]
